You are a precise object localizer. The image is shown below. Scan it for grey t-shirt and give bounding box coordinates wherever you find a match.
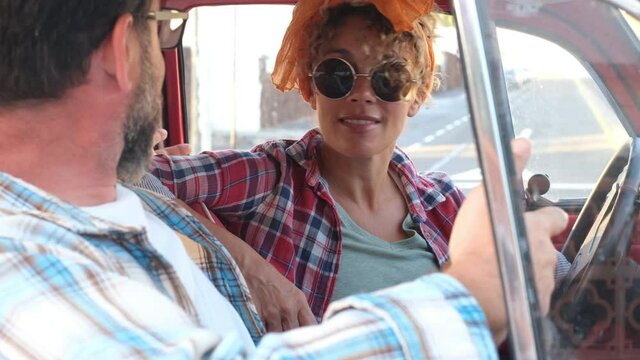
[331,201,440,302]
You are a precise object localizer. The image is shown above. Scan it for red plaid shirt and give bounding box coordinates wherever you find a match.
[152,129,465,319]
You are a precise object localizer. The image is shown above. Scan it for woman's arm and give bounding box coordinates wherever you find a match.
[151,149,281,212]
[174,198,317,332]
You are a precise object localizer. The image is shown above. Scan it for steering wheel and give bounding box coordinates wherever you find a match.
[548,138,640,352]
[561,138,640,265]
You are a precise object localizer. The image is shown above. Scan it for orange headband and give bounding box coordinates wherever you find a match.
[271,0,435,102]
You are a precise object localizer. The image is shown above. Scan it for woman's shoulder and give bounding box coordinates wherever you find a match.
[417,171,457,191]
[390,147,458,193]
[255,129,323,162]
[253,138,299,153]
[415,171,464,207]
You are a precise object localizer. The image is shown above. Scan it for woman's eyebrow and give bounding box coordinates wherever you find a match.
[322,48,352,58]
[380,52,408,62]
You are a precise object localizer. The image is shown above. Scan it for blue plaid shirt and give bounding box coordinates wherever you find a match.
[0,172,497,359]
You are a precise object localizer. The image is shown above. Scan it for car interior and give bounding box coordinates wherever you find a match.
[158,0,640,357]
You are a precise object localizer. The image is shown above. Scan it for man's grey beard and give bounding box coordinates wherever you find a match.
[116,49,161,184]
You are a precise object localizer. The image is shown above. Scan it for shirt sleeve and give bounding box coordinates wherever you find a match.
[555,251,571,280]
[1,224,497,360]
[252,273,498,360]
[151,150,281,213]
[133,172,177,199]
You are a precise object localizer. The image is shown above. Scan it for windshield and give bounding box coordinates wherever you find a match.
[484,0,640,357]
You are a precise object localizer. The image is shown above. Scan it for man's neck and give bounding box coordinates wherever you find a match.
[0,97,124,206]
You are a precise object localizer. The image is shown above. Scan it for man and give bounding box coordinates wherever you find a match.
[0,0,567,359]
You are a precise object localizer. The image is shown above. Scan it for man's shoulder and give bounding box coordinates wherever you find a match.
[0,209,118,288]
[0,211,216,359]
[0,207,94,252]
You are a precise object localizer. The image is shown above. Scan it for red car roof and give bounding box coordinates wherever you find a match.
[162,0,453,13]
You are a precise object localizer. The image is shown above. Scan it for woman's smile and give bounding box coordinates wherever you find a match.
[338,115,382,132]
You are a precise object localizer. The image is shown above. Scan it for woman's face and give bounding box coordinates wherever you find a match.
[310,15,423,159]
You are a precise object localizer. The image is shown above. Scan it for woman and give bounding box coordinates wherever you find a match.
[153,0,464,320]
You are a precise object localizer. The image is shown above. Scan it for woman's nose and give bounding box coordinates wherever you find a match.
[347,75,376,103]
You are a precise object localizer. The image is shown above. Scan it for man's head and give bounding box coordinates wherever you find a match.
[0,0,151,106]
[0,0,165,184]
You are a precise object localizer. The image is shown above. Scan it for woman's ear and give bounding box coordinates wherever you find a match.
[407,87,427,117]
[309,93,318,110]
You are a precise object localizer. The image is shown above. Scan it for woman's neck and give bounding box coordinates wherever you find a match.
[317,143,397,209]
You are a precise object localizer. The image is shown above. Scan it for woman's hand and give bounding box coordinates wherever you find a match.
[175,199,317,332]
[242,255,317,332]
[152,128,192,156]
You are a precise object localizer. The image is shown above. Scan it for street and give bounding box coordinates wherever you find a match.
[400,78,626,200]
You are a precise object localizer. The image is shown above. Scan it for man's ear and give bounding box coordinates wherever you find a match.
[101,13,140,92]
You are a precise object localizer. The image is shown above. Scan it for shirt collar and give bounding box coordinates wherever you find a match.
[0,172,141,237]
[129,185,267,343]
[283,129,446,219]
[283,128,324,190]
[81,184,148,228]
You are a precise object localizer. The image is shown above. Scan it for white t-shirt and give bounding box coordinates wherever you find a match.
[82,185,255,352]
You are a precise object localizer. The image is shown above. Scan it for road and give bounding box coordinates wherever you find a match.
[399,78,626,200]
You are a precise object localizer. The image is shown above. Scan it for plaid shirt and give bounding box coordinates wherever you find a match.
[152,129,465,319]
[0,172,497,359]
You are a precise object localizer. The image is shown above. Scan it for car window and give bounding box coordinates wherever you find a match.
[496,28,628,201]
[483,1,640,357]
[181,6,480,193]
[180,4,635,202]
[623,10,640,37]
[180,5,302,152]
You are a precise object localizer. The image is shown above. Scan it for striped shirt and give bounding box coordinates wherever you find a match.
[151,128,465,319]
[0,171,498,359]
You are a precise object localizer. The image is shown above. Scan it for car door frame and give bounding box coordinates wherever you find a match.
[455,0,640,358]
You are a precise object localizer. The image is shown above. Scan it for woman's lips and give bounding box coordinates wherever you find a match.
[339,116,381,131]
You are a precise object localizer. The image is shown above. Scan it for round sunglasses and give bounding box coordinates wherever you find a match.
[310,57,418,102]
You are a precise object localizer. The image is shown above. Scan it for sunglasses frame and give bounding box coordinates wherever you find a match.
[309,57,419,103]
[146,9,189,49]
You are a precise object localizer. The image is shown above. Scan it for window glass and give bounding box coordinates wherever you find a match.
[182,7,479,192]
[487,2,640,357]
[180,4,633,201]
[622,10,640,37]
[497,29,628,201]
[181,5,304,152]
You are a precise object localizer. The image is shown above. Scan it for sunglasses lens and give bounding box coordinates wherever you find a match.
[312,58,354,99]
[371,62,414,102]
